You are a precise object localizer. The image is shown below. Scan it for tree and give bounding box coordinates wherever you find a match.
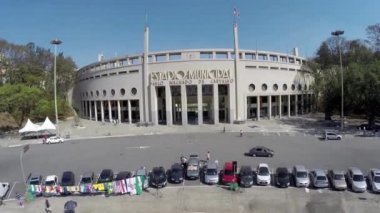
[366,23,380,51]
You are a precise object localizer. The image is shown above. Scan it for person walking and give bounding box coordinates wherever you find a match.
[240,129,243,137]
[15,192,23,208]
[206,151,210,161]
[45,199,52,213]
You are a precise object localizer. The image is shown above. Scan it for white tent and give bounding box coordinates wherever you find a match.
[38,117,56,131]
[18,119,40,133]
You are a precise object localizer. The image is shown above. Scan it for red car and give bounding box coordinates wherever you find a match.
[221,162,237,185]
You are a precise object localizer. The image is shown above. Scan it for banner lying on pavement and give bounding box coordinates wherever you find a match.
[28,176,143,196]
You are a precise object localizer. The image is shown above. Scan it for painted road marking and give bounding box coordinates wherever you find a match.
[125,146,150,149]
[318,189,323,193]
[305,188,310,193]
[7,181,18,199]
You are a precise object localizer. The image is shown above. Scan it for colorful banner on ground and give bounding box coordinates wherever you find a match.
[27,176,144,196]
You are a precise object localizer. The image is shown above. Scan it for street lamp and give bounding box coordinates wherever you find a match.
[331,30,344,130]
[50,39,62,136]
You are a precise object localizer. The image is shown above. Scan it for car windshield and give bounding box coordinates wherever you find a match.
[296,171,308,178]
[317,176,327,181]
[206,169,217,175]
[172,169,183,176]
[45,180,55,186]
[278,172,288,178]
[353,175,364,181]
[225,169,234,176]
[81,177,92,184]
[258,167,269,176]
[240,170,252,176]
[374,176,380,183]
[29,179,40,185]
[62,177,71,183]
[334,174,344,180]
[100,171,111,179]
[153,169,164,177]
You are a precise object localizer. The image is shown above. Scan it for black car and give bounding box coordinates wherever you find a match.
[60,171,75,195]
[276,167,290,188]
[238,166,253,187]
[150,166,167,188]
[169,163,184,183]
[97,169,114,183]
[247,146,274,157]
[115,171,133,181]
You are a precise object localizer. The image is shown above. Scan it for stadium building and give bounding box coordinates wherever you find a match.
[72,21,313,126]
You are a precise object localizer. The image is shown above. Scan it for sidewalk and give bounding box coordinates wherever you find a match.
[0,113,371,148]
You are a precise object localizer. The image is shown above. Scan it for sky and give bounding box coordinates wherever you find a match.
[0,0,379,68]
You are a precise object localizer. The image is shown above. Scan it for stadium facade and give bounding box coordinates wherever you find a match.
[72,22,313,125]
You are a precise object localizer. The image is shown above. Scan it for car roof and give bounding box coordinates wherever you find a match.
[153,166,164,171]
[294,165,306,171]
[314,169,326,176]
[276,167,288,174]
[370,169,380,175]
[348,167,363,175]
[45,175,57,181]
[30,174,42,179]
[207,162,217,169]
[258,163,269,168]
[240,166,252,172]
[253,146,268,149]
[62,171,74,176]
[331,170,345,175]
[171,163,182,169]
[82,172,94,178]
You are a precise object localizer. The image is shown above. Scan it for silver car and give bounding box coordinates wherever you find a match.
[346,167,367,193]
[368,169,380,193]
[293,165,310,187]
[204,162,219,184]
[328,170,347,190]
[0,182,10,199]
[310,169,329,188]
[324,131,342,140]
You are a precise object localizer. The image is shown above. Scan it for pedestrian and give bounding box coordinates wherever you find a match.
[206,151,210,161]
[240,129,243,137]
[15,192,23,208]
[180,155,187,168]
[45,199,52,213]
[223,126,226,133]
[0,197,5,206]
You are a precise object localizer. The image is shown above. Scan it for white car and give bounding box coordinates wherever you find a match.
[368,169,380,193]
[346,167,367,193]
[44,175,59,196]
[256,163,271,186]
[46,136,64,144]
[324,131,342,140]
[0,182,10,198]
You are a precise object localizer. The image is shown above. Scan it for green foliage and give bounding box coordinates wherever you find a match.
[312,24,380,124]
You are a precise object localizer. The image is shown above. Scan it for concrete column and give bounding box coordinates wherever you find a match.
[279,95,282,119]
[213,84,219,124]
[268,95,272,119]
[81,101,84,117]
[89,101,93,120]
[287,95,291,117]
[256,96,260,121]
[139,99,144,123]
[181,85,188,125]
[228,84,235,123]
[108,100,112,122]
[128,100,132,124]
[301,94,304,115]
[150,86,158,125]
[117,100,121,123]
[101,101,105,122]
[165,85,173,125]
[94,101,98,121]
[295,95,298,116]
[197,84,203,125]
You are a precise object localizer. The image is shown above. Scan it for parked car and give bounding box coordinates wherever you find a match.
[256,163,271,186]
[310,169,329,188]
[46,136,64,144]
[247,146,274,157]
[238,166,253,187]
[204,161,219,185]
[186,154,200,180]
[275,167,290,188]
[346,167,367,193]
[221,162,237,185]
[0,182,10,199]
[368,169,380,193]
[44,175,59,196]
[97,169,114,183]
[28,174,43,196]
[323,131,342,140]
[169,163,184,183]
[150,166,167,188]
[79,172,95,185]
[328,170,347,190]
[115,171,133,181]
[293,165,310,187]
[135,167,149,189]
[60,171,75,195]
